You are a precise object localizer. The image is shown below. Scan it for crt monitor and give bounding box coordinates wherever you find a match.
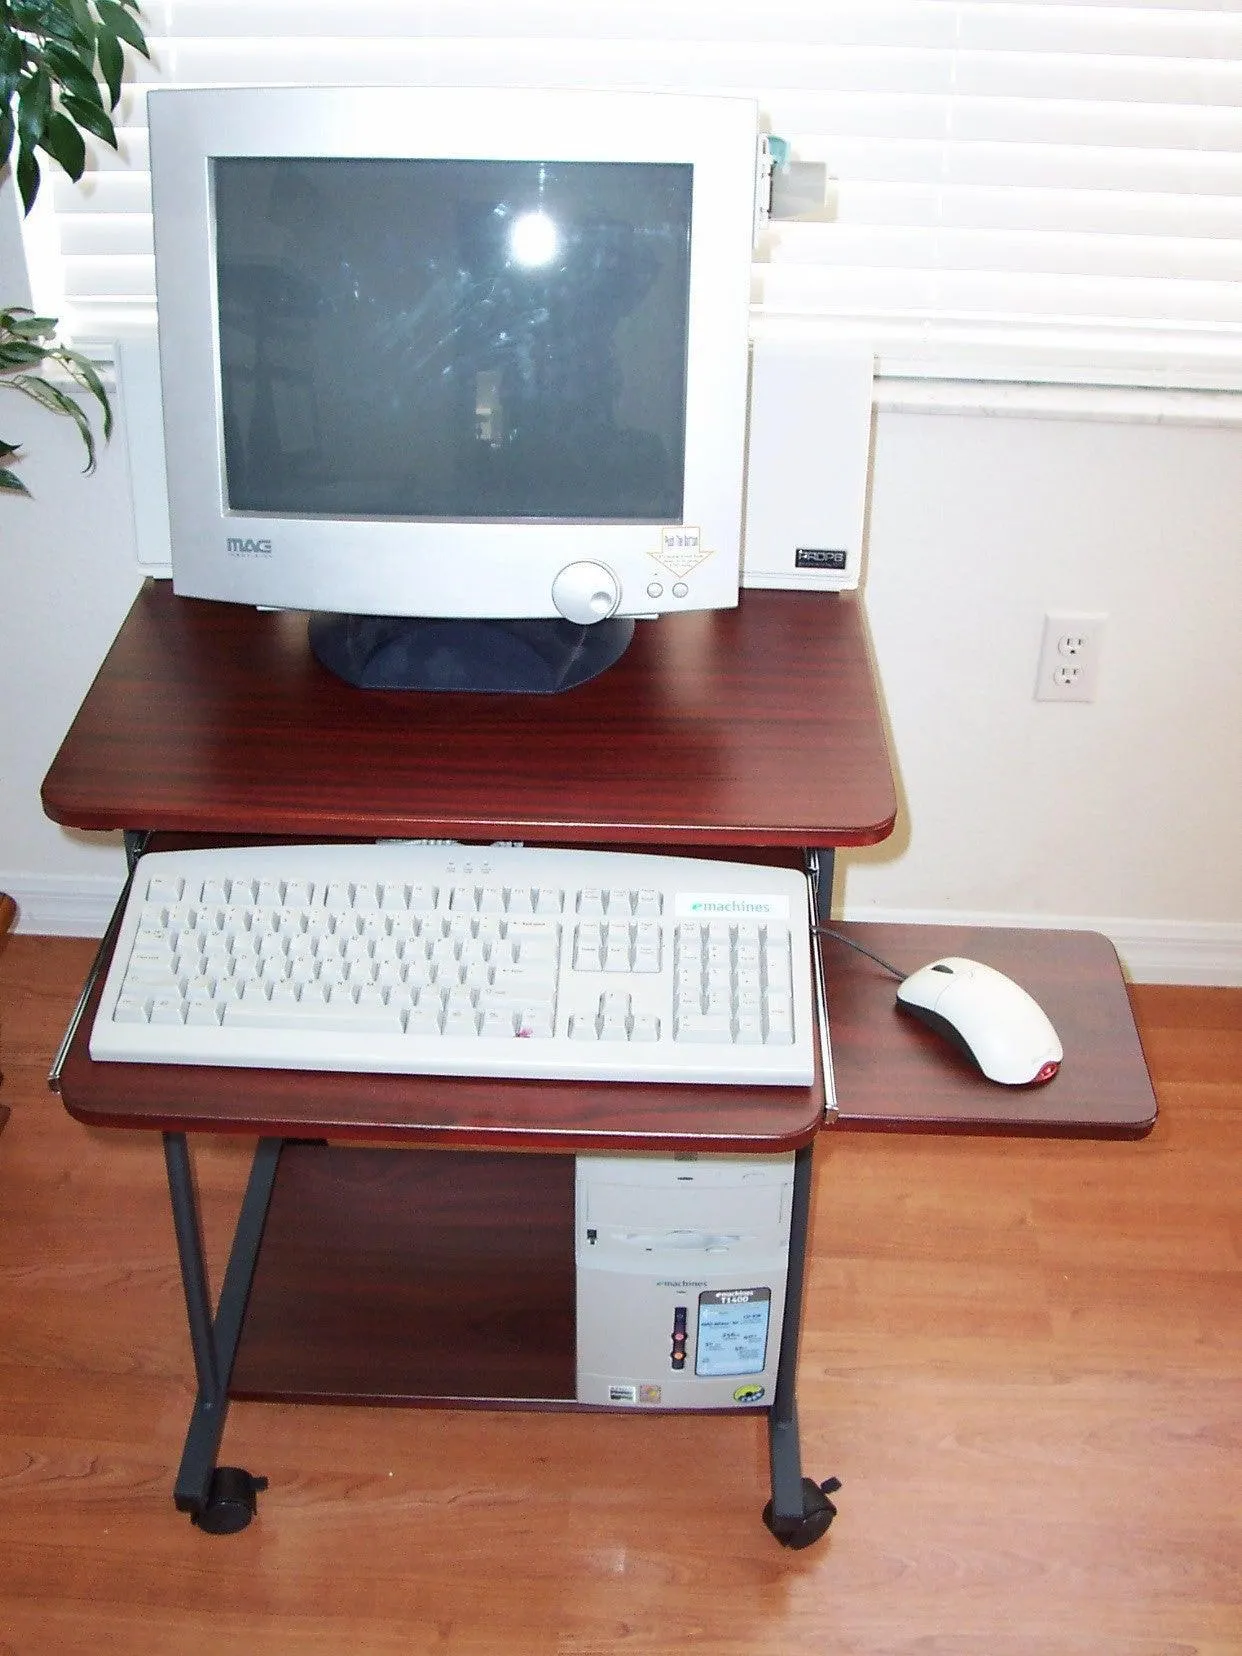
[146,86,760,692]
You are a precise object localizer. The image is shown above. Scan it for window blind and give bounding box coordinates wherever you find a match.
[27,0,1242,391]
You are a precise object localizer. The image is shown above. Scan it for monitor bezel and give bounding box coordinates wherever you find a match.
[149,85,759,623]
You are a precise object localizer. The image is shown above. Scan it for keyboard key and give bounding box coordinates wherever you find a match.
[223,999,405,1034]
[676,1013,732,1044]
[577,887,605,917]
[143,872,180,902]
[186,1000,224,1027]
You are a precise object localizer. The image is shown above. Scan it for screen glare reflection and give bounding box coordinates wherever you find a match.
[508,209,559,268]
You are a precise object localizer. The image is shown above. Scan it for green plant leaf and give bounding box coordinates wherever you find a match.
[15,141,41,212]
[61,89,117,147]
[16,64,53,150]
[8,371,99,471]
[8,370,79,416]
[0,339,55,368]
[43,108,87,180]
[42,39,108,110]
[96,0,150,57]
[0,466,32,495]
[18,8,78,47]
[57,347,113,439]
[0,30,25,95]
[0,308,59,339]
[54,0,94,47]
[95,26,123,108]
[67,0,99,34]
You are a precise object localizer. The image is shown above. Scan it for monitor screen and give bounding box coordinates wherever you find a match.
[214,156,693,525]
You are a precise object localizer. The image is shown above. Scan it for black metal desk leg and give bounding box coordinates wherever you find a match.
[122,829,150,873]
[763,1142,840,1549]
[807,846,836,927]
[163,1132,282,1533]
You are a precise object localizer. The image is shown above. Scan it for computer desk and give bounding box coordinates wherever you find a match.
[43,581,1156,1546]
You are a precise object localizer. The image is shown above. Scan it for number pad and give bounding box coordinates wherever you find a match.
[673,920,794,1047]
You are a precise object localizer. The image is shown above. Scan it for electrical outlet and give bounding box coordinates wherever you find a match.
[1035,612,1107,702]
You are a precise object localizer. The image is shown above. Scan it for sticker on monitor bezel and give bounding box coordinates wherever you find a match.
[652,526,710,576]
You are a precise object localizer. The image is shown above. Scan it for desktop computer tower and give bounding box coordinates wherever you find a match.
[575,1151,795,1409]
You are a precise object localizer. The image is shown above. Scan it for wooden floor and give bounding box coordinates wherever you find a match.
[1,934,1239,1655]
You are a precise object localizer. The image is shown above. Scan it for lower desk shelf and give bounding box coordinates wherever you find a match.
[230,1144,578,1406]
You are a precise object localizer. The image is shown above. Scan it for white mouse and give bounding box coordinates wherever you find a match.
[895,957,1062,1086]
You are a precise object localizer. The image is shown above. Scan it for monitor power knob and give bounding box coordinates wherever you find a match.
[551,561,622,626]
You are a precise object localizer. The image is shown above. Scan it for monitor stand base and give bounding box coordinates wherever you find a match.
[308,613,637,694]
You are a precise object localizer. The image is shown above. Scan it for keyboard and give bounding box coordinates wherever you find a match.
[89,843,818,1086]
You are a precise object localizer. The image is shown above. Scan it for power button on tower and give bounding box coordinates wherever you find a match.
[671,1305,688,1370]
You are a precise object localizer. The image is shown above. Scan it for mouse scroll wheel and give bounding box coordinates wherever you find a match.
[932,963,954,974]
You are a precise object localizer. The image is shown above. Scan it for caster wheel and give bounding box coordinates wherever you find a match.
[762,1476,841,1550]
[191,1467,269,1534]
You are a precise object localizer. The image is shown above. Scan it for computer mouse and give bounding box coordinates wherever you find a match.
[895,957,1062,1086]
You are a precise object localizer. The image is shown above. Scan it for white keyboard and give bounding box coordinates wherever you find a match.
[90,843,818,1086]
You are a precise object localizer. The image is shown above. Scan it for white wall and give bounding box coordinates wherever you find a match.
[842,396,1242,984]
[0,393,143,920]
[2,233,1240,980]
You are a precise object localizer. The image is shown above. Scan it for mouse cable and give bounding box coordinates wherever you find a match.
[811,925,905,982]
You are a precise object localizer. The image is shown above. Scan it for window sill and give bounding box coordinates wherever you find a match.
[876,377,1242,428]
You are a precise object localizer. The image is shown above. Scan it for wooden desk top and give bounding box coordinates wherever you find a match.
[42,582,896,849]
[44,589,1154,1144]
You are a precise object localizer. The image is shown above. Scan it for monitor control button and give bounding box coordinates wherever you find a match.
[552,561,622,625]
[672,581,689,598]
[646,581,664,599]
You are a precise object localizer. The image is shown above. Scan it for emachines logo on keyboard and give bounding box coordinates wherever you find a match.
[676,893,792,920]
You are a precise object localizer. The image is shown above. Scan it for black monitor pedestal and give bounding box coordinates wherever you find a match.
[307,613,637,694]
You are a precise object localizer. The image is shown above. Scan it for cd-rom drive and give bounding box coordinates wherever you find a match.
[575,1151,794,1409]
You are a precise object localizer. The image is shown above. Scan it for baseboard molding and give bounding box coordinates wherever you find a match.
[840,907,1242,987]
[3,874,1239,988]
[1,873,126,942]
[1103,922,1242,988]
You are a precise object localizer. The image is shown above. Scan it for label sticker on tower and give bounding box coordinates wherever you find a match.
[695,1288,772,1378]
